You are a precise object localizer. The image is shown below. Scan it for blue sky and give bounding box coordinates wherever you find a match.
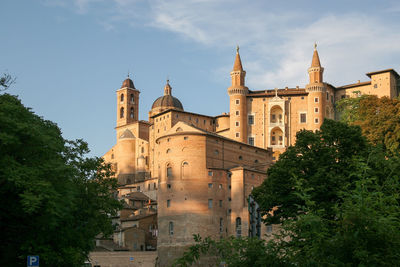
[1,0,400,157]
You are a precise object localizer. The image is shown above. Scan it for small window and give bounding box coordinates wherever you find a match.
[235,121,239,127]
[301,96,305,100]
[235,99,240,105]
[266,225,273,233]
[219,184,222,189]
[236,217,242,237]
[208,199,213,209]
[166,149,171,154]
[208,183,213,188]
[326,92,329,100]
[169,221,174,235]
[137,186,140,191]
[208,171,213,176]
[153,183,156,189]
[167,184,171,189]
[167,199,171,207]
[120,107,124,118]
[254,159,259,163]
[300,113,307,123]
[248,137,254,146]
[111,154,114,159]
[130,94,134,103]
[239,156,243,160]
[374,84,378,88]
[235,132,240,138]
[315,118,319,124]
[120,94,124,102]
[341,95,346,99]
[235,111,239,116]
[184,136,188,140]
[130,107,134,119]
[141,147,144,153]
[314,97,319,103]
[167,167,172,178]
[196,118,199,123]
[314,107,319,113]
[229,185,231,189]
[148,184,150,190]
[248,115,254,125]
[228,197,232,202]
[219,200,222,207]
[219,218,223,233]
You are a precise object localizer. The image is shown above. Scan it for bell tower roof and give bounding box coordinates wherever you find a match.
[121,74,135,89]
[311,43,322,68]
[233,45,244,71]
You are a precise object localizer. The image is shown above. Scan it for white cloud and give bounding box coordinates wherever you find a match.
[47,0,400,89]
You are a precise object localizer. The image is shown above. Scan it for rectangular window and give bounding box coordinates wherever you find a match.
[167,199,171,207]
[271,136,276,141]
[167,167,172,178]
[208,171,213,176]
[271,114,276,121]
[300,113,307,123]
[169,221,174,235]
[331,95,334,103]
[167,184,171,189]
[235,111,239,116]
[219,184,222,189]
[235,132,240,138]
[279,136,283,141]
[266,225,272,233]
[235,99,240,105]
[315,118,319,124]
[219,218,223,233]
[314,107,319,113]
[208,183,213,188]
[248,115,254,125]
[326,92,329,100]
[235,121,239,127]
[208,199,213,209]
[248,137,254,146]
[219,200,222,207]
[137,186,140,192]
[314,97,319,103]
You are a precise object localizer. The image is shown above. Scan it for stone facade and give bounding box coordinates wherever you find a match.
[104,45,400,266]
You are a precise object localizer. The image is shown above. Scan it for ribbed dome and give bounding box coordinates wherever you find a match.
[121,78,135,89]
[151,95,183,110]
[151,80,183,111]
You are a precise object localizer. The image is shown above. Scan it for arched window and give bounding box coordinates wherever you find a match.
[236,217,242,237]
[120,107,124,118]
[182,161,189,178]
[130,94,134,103]
[130,107,134,119]
[166,164,172,178]
[169,221,174,235]
[120,94,124,102]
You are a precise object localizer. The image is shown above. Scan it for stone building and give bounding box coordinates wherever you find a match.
[103,45,400,266]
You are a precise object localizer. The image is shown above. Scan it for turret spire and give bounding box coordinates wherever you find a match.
[164,79,172,95]
[233,45,243,71]
[311,43,321,68]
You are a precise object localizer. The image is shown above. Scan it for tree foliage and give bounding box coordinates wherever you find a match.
[337,95,400,154]
[0,93,121,266]
[175,119,400,266]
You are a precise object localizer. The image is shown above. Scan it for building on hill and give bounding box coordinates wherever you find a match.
[103,45,400,266]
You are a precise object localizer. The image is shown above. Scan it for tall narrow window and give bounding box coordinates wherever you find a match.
[120,94,124,102]
[120,107,124,118]
[130,94,134,103]
[169,221,174,235]
[130,107,134,118]
[236,217,242,237]
[208,199,213,209]
[167,199,171,207]
[167,166,172,178]
[248,115,254,125]
[219,218,223,233]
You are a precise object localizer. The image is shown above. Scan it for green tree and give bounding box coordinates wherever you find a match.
[337,95,400,154]
[252,119,368,223]
[0,93,121,266]
[175,119,400,266]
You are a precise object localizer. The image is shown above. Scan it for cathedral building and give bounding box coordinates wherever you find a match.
[103,45,399,266]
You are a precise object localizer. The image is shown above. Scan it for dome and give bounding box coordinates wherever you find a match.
[151,80,183,111]
[151,95,183,110]
[121,78,135,89]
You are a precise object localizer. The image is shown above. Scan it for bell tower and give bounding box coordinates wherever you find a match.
[306,43,325,131]
[228,46,248,143]
[116,74,140,128]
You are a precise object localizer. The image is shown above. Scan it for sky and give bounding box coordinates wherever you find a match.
[1,0,400,157]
